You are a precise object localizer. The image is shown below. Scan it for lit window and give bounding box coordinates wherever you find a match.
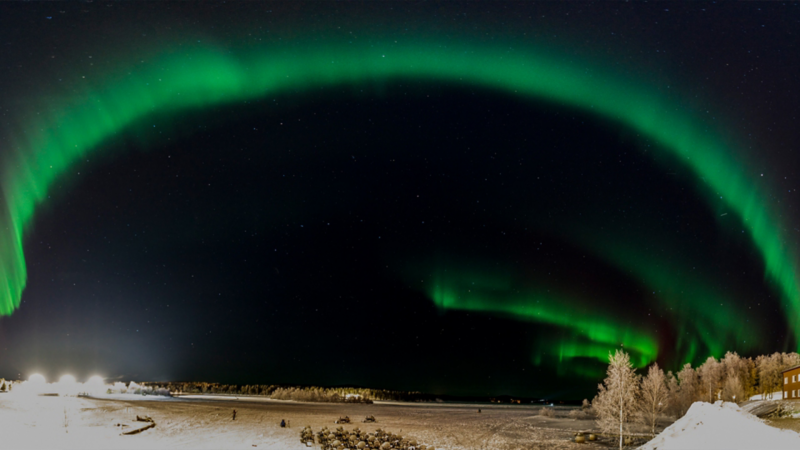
[793,375,797,383]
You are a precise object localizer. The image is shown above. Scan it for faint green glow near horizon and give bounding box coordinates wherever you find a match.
[1,36,797,355]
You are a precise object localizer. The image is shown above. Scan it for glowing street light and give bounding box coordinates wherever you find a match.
[85,375,106,395]
[28,373,46,384]
[54,374,79,396]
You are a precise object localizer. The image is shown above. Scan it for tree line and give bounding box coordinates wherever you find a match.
[141,381,434,403]
[592,350,800,450]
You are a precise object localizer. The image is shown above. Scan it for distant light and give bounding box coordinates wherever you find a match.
[59,374,76,385]
[29,373,46,384]
[87,375,104,386]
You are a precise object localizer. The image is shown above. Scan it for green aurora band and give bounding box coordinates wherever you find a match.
[423,265,659,373]
[2,36,798,359]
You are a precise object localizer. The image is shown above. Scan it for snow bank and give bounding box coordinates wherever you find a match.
[749,391,784,401]
[639,401,800,450]
[101,381,172,398]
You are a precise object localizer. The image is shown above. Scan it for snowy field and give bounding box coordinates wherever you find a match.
[0,392,599,450]
[3,389,800,449]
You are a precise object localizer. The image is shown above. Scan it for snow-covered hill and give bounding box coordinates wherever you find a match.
[639,401,800,450]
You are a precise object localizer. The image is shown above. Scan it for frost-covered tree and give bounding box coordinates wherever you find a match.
[720,351,756,399]
[665,371,681,418]
[721,375,745,403]
[638,363,669,436]
[756,353,783,398]
[697,356,723,402]
[675,364,700,417]
[784,352,800,370]
[594,349,640,450]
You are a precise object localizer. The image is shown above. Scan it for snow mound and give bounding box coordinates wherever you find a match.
[639,401,800,450]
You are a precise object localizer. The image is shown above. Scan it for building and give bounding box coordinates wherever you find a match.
[783,365,800,400]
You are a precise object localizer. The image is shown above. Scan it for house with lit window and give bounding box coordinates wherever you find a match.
[783,365,800,400]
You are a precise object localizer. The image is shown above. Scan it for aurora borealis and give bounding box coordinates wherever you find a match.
[1,2,798,398]
[421,263,659,370]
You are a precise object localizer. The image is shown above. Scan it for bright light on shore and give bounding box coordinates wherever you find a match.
[28,373,46,384]
[84,376,106,395]
[54,374,79,395]
[10,374,170,399]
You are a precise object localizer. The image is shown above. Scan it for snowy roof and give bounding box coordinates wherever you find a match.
[781,365,800,374]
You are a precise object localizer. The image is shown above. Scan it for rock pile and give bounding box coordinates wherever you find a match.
[305,426,435,450]
[300,426,315,446]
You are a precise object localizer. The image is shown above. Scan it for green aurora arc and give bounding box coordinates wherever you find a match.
[2,35,798,360]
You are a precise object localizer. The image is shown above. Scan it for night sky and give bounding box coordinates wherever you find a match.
[0,2,799,400]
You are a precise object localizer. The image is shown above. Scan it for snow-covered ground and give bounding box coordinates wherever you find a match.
[749,391,784,401]
[0,391,305,449]
[4,386,800,450]
[639,401,800,450]
[0,390,593,449]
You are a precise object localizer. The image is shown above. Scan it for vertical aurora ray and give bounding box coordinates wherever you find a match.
[572,231,765,365]
[1,35,797,351]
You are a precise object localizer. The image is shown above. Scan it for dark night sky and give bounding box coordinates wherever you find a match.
[0,2,799,400]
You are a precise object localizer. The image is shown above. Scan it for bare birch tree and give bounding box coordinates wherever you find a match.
[594,349,640,450]
[638,363,669,436]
